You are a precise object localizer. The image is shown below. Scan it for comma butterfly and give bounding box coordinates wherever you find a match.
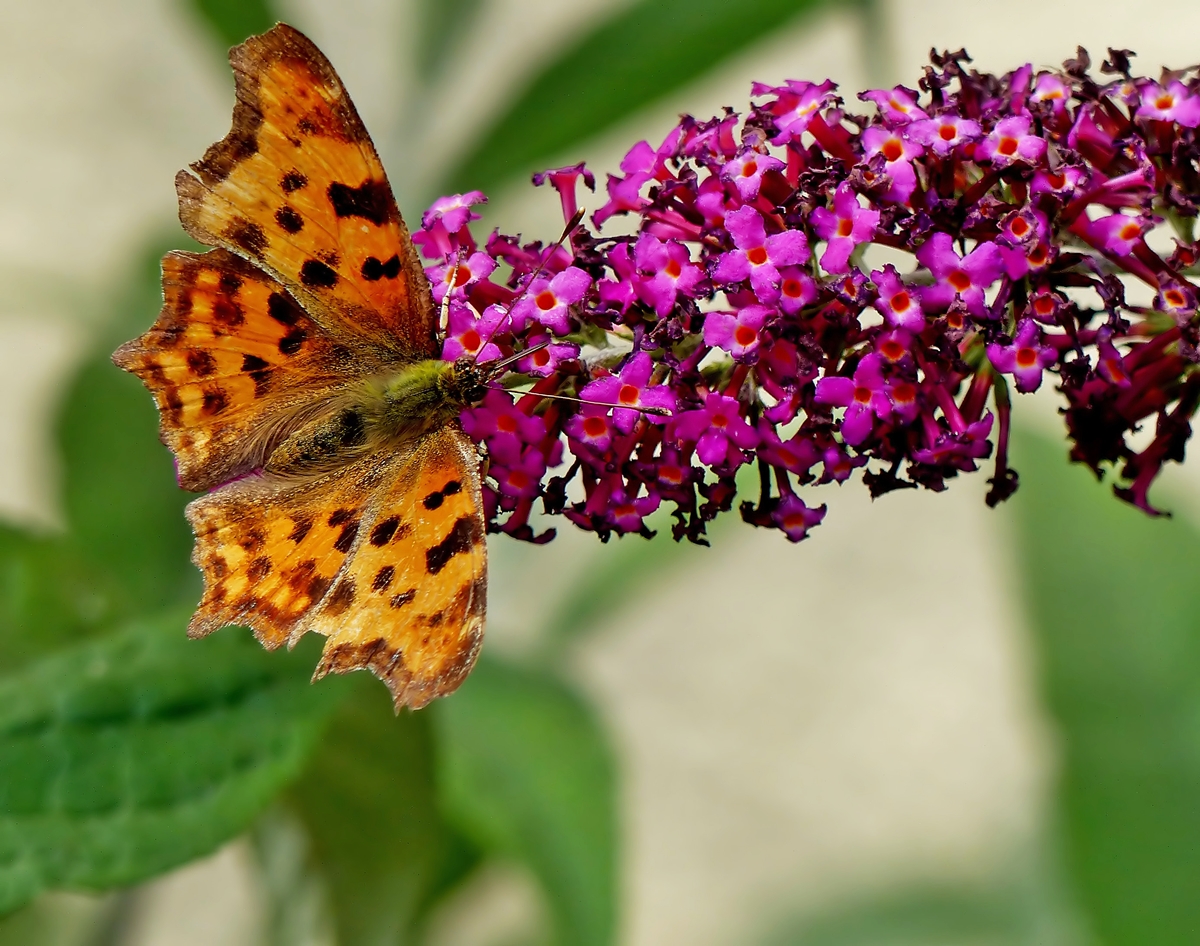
[113,24,493,709]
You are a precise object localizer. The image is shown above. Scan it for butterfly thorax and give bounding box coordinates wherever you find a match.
[264,358,488,477]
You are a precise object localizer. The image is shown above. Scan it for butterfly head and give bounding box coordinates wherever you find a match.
[444,357,492,407]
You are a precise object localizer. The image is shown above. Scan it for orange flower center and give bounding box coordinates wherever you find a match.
[583,416,607,437]
[1156,93,1175,110]
[880,340,905,361]
[497,415,518,433]
[998,136,1018,156]
[618,384,640,405]
[1010,218,1030,237]
[853,385,872,404]
[1016,347,1037,367]
[742,159,758,177]
[734,325,758,347]
[837,218,854,237]
[454,266,472,286]
[461,329,481,352]
[536,290,557,310]
[891,290,911,312]
[747,246,768,266]
[1119,222,1141,241]
[1165,289,1186,307]
[881,139,903,161]
[782,278,803,298]
[948,270,971,291]
[665,259,682,278]
[892,381,916,403]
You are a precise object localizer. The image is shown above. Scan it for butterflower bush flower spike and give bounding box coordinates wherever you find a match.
[422,47,1200,544]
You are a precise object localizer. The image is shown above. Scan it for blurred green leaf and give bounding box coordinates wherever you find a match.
[185,0,278,49]
[286,678,478,946]
[445,0,834,195]
[58,235,199,615]
[0,611,340,913]
[759,883,1030,946]
[1009,428,1200,945]
[415,0,486,81]
[0,526,118,670]
[435,656,616,946]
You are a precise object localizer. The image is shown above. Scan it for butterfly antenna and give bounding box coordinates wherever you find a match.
[438,259,460,334]
[486,341,551,378]
[517,389,672,417]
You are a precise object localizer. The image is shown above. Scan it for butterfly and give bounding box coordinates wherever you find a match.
[113,23,496,709]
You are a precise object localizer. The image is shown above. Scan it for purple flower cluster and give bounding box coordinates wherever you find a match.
[417,47,1200,544]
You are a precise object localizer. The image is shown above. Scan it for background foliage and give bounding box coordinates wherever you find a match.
[0,0,1198,943]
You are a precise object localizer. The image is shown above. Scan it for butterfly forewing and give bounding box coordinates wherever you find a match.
[175,23,437,359]
[114,249,365,492]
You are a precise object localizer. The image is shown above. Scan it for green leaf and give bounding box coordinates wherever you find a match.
[415,0,486,81]
[285,678,478,946]
[434,656,616,946]
[185,0,279,49]
[58,234,200,614]
[0,611,340,913]
[0,525,118,671]
[1008,428,1200,945]
[759,883,1029,946]
[444,0,834,195]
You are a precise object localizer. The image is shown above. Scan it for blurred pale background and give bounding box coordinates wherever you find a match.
[2,1,1199,944]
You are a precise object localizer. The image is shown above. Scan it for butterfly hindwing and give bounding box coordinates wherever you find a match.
[175,23,436,358]
[113,248,365,492]
[309,425,487,709]
[186,426,486,709]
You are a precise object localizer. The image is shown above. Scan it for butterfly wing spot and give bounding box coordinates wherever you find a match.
[361,255,401,281]
[327,180,395,226]
[300,259,338,288]
[227,218,268,259]
[369,516,399,545]
[425,515,483,575]
[372,565,395,592]
[275,206,305,234]
[281,170,308,193]
[325,577,357,616]
[390,589,415,609]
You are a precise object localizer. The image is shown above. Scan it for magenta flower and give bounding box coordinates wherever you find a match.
[752,78,837,145]
[606,486,661,534]
[1031,165,1087,199]
[703,304,773,362]
[489,439,548,499]
[871,265,924,330]
[461,388,546,455]
[532,162,596,223]
[976,115,1047,166]
[720,148,785,201]
[412,191,486,259]
[907,114,982,155]
[758,426,821,476]
[1031,73,1071,115]
[917,232,1005,320]
[441,302,506,362]
[860,86,928,124]
[511,267,592,334]
[671,393,760,468]
[987,320,1056,392]
[712,206,809,302]
[1089,212,1152,256]
[814,353,893,445]
[1136,81,1200,126]
[597,242,637,312]
[1155,279,1197,320]
[633,234,704,316]
[517,330,580,377]
[565,406,616,453]
[771,494,827,542]
[777,266,818,314]
[811,183,880,274]
[862,126,923,203]
[428,251,496,304]
[579,351,675,433]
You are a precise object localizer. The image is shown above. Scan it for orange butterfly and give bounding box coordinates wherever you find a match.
[113,24,494,709]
